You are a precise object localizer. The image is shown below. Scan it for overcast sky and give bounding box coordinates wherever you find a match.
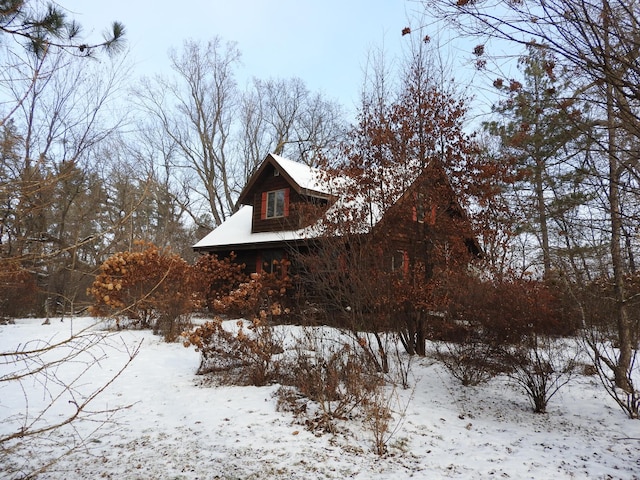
[60,0,424,115]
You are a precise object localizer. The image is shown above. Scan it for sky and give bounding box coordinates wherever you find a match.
[59,0,424,115]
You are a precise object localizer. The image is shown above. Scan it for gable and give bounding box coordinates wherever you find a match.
[194,153,480,257]
[238,153,332,207]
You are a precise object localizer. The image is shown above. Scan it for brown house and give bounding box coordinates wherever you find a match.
[193,153,479,277]
[193,153,335,273]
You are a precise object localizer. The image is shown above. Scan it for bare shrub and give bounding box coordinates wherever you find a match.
[277,328,383,433]
[389,334,414,389]
[435,338,503,386]
[363,385,412,456]
[276,327,412,455]
[502,335,579,413]
[183,316,284,385]
[582,331,640,419]
[183,268,293,385]
[577,277,640,419]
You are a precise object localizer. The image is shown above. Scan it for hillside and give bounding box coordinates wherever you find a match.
[1,318,639,479]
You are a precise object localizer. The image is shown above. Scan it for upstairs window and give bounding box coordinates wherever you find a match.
[261,188,289,219]
[414,192,426,223]
[391,250,410,276]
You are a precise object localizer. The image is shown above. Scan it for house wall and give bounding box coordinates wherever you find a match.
[249,166,327,233]
[209,248,298,276]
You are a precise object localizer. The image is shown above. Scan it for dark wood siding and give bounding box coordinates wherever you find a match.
[248,168,328,233]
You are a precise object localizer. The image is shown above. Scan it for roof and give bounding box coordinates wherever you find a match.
[237,153,334,206]
[192,205,317,251]
[193,153,479,253]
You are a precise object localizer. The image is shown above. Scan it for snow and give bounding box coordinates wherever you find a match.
[2,317,640,479]
[269,153,332,195]
[193,154,433,249]
[192,205,314,249]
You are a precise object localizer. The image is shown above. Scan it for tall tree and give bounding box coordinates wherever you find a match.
[134,37,242,227]
[424,0,640,415]
[300,42,484,359]
[0,2,130,315]
[0,49,131,313]
[240,77,344,172]
[135,37,346,229]
[484,46,589,278]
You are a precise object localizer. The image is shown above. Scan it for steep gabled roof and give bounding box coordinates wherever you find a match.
[193,153,480,254]
[192,158,416,250]
[237,153,333,206]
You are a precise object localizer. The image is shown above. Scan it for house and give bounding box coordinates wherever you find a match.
[193,153,335,274]
[193,152,480,278]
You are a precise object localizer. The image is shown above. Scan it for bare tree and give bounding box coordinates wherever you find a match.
[0,44,133,314]
[423,0,640,416]
[135,37,347,230]
[134,37,241,226]
[240,77,345,172]
[0,6,147,477]
[297,42,482,366]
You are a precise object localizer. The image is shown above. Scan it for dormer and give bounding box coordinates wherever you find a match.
[238,153,334,234]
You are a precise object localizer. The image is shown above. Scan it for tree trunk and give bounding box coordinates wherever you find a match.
[604,0,633,392]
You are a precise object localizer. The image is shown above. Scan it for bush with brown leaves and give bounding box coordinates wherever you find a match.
[88,242,196,341]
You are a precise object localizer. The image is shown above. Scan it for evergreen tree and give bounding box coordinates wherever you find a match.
[484,46,590,278]
[0,0,124,57]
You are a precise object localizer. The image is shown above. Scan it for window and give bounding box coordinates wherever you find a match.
[256,250,288,276]
[263,189,288,218]
[391,250,409,276]
[413,192,426,223]
[267,190,285,218]
[412,194,436,225]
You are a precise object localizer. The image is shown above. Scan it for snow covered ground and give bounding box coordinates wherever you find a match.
[1,317,639,479]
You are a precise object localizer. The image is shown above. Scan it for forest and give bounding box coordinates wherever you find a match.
[1,0,640,476]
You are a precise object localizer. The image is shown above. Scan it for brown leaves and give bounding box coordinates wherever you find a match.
[0,260,38,318]
[473,44,485,56]
[88,242,196,336]
[509,80,522,92]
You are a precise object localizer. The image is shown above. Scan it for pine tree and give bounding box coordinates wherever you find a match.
[0,0,124,57]
[484,46,589,278]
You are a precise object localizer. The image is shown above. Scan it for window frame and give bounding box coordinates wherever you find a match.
[265,189,286,219]
[391,249,409,276]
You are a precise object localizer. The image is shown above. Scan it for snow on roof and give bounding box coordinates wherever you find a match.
[194,155,433,250]
[192,205,318,250]
[269,153,333,196]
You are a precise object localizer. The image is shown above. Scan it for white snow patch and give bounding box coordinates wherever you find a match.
[1,317,639,479]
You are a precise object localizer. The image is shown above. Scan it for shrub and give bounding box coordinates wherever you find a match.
[212,262,293,320]
[276,328,383,433]
[183,267,293,384]
[435,336,504,386]
[448,276,576,345]
[192,253,248,312]
[183,315,284,385]
[88,242,196,341]
[501,335,578,413]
